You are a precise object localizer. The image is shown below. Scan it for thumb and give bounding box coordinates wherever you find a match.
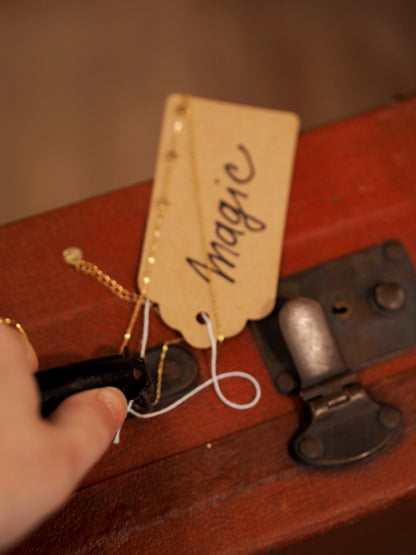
[47,387,127,491]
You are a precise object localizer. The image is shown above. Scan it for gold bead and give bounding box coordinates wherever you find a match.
[63,246,83,266]
[173,120,183,133]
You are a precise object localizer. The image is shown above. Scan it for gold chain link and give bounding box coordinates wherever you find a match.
[63,247,140,304]
[76,260,140,303]
[130,337,182,410]
[61,97,216,364]
[63,247,143,352]
[152,342,169,406]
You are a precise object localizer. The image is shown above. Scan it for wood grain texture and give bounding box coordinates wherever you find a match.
[2,97,416,553]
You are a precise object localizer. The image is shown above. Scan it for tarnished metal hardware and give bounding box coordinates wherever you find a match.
[279,297,401,467]
[372,282,406,312]
[278,297,345,389]
[251,240,416,394]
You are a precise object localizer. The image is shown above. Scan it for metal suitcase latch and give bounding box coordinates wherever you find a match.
[250,241,416,467]
[279,297,401,467]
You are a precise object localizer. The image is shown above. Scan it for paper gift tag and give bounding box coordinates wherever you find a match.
[138,94,299,348]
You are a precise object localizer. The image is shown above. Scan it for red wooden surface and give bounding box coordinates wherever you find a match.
[1,98,416,553]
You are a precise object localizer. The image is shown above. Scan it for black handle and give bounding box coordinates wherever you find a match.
[35,354,150,417]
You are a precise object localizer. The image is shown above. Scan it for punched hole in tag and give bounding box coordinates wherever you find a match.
[196,312,208,324]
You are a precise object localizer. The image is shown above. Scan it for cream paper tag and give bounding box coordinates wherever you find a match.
[138,94,299,348]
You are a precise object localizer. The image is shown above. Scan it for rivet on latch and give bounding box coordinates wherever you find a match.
[373,282,406,312]
[279,297,401,467]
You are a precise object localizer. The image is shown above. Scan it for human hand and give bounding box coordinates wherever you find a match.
[0,320,127,551]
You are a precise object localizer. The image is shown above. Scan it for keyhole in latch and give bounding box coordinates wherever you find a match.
[332,301,352,320]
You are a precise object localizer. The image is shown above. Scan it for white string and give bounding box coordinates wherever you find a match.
[113,426,121,444]
[201,312,261,410]
[128,312,261,419]
[140,298,151,358]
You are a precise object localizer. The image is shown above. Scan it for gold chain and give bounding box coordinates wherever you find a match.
[138,103,189,297]
[61,245,176,394]
[77,260,139,303]
[63,247,140,304]
[62,96,224,359]
[153,343,169,405]
[130,337,182,410]
[63,246,144,352]
[119,296,144,353]
[152,337,182,406]
[60,249,179,405]
[140,96,223,342]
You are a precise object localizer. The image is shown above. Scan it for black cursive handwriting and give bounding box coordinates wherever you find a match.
[224,144,255,183]
[186,144,266,284]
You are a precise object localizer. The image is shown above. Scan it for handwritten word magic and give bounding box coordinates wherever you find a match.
[186,144,266,284]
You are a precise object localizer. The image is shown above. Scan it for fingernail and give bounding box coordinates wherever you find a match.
[97,387,128,426]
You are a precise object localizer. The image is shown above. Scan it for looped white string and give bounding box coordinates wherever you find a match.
[140,298,151,357]
[128,312,261,420]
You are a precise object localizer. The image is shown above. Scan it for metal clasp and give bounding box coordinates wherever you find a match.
[279,297,401,467]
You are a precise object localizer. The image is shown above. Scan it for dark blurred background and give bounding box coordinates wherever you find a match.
[1,0,415,224]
